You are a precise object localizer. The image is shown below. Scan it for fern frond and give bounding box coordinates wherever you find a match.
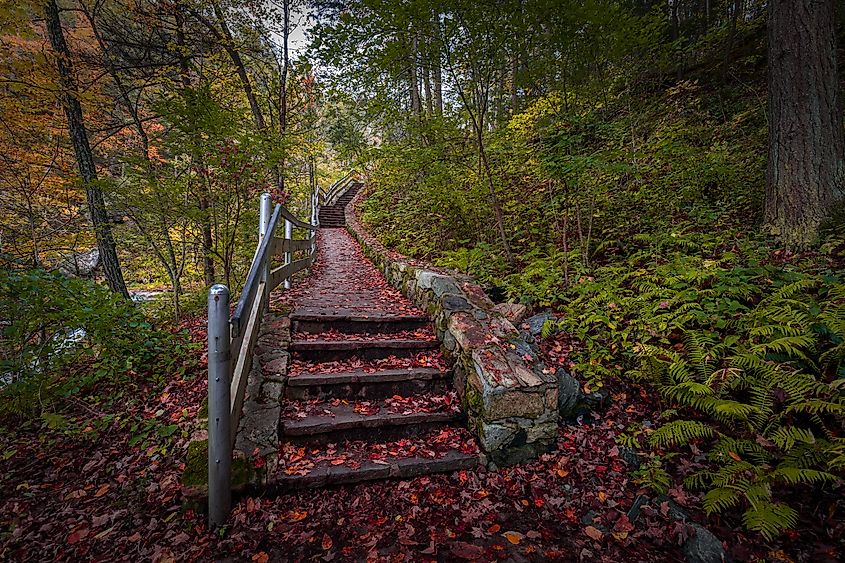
[702,486,741,513]
[768,426,815,451]
[771,466,836,485]
[648,419,715,448]
[742,502,798,540]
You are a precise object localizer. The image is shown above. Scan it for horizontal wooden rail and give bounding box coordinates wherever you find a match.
[207,189,320,527]
[320,171,358,207]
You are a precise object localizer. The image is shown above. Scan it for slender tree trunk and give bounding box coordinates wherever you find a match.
[208,2,266,131]
[44,0,129,298]
[432,13,443,116]
[765,0,845,247]
[176,7,215,286]
[510,55,519,114]
[408,34,422,117]
[278,0,290,192]
[423,55,433,117]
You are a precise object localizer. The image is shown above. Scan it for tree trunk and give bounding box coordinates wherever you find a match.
[177,7,215,286]
[765,0,845,247]
[278,0,290,192]
[423,54,433,117]
[408,34,422,117]
[209,2,266,131]
[44,0,129,298]
[510,54,519,115]
[432,13,443,116]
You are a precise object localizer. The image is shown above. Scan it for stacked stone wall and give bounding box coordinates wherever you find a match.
[346,187,561,466]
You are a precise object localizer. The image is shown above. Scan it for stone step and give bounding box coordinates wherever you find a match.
[290,338,439,361]
[280,403,462,444]
[285,367,449,400]
[271,450,480,491]
[291,310,430,334]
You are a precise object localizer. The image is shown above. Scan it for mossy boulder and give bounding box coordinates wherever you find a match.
[181,439,258,497]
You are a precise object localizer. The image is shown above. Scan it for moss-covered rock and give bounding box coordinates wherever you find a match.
[198,397,208,419]
[182,439,208,488]
[181,438,261,495]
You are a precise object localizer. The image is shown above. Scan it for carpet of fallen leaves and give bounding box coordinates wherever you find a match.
[288,352,447,378]
[281,392,460,420]
[279,427,479,477]
[1,315,840,561]
[292,328,437,342]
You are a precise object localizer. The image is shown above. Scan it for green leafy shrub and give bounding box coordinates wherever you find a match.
[0,269,184,418]
[635,281,845,539]
[551,249,844,538]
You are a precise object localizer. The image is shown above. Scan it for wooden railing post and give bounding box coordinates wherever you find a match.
[207,284,232,526]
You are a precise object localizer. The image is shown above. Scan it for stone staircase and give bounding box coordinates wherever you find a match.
[269,189,480,491]
[318,183,360,227]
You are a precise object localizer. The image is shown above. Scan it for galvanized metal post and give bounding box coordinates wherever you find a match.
[259,192,272,239]
[284,218,292,289]
[207,284,231,526]
[259,193,272,308]
[312,189,319,255]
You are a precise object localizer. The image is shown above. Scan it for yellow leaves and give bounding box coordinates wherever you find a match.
[251,552,269,563]
[502,531,523,545]
[94,484,110,497]
[728,451,742,462]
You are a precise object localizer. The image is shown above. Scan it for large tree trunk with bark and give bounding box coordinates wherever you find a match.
[44,0,129,298]
[766,0,845,247]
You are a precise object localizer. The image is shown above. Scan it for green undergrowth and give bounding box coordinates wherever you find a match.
[0,269,195,423]
[358,58,845,538]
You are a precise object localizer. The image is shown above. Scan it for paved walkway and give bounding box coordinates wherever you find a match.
[270,227,479,489]
[281,229,422,319]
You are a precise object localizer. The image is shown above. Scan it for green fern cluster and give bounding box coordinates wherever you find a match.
[635,279,845,539]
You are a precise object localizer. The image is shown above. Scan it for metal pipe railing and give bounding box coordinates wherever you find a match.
[207,284,231,526]
[206,187,320,527]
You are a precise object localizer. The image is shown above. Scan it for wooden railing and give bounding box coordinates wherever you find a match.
[320,170,357,207]
[206,190,318,525]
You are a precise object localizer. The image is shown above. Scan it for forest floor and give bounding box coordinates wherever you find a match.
[1,234,841,562]
[0,339,690,562]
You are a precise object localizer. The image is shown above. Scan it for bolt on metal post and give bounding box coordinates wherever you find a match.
[207,284,231,526]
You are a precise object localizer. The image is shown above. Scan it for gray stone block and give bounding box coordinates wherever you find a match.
[557,369,581,417]
[684,524,731,563]
[525,311,555,336]
[479,422,517,451]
